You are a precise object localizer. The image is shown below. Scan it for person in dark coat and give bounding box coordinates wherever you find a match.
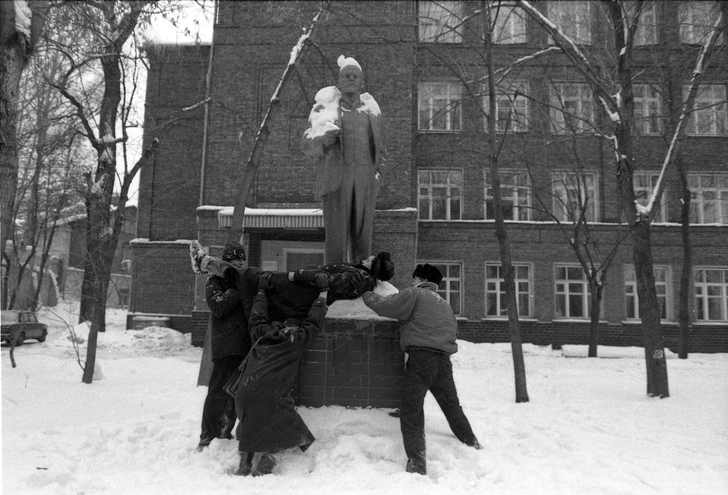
[197,241,252,451]
[287,251,395,305]
[234,272,329,476]
[362,263,480,476]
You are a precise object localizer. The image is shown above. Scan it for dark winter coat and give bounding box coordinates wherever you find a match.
[362,282,458,355]
[205,275,251,360]
[292,262,375,305]
[235,292,328,453]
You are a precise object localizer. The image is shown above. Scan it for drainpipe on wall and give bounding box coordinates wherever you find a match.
[199,0,218,207]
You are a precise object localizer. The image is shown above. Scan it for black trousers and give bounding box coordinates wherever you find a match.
[400,349,476,474]
[200,355,243,441]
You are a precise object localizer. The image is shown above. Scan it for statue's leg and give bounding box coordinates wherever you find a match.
[351,174,378,263]
[323,191,349,263]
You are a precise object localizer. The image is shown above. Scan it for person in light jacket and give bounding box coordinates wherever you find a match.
[362,263,480,476]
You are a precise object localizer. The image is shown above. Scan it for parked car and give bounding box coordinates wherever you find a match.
[1,310,48,345]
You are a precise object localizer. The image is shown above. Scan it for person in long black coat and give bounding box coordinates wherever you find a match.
[197,242,252,451]
[234,273,329,476]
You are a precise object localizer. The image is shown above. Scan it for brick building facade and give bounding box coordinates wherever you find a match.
[132,1,728,355]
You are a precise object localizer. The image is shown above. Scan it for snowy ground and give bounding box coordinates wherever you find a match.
[2,300,727,494]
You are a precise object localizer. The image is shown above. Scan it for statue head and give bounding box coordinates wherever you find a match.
[337,55,364,97]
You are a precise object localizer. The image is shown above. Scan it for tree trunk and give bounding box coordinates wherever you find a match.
[0,0,49,310]
[483,1,528,403]
[632,221,669,397]
[677,163,691,359]
[0,5,27,310]
[587,279,602,358]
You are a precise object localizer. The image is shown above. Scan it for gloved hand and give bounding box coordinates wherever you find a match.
[321,128,340,147]
[350,270,367,292]
[258,272,272,293]
[314,272,331,291]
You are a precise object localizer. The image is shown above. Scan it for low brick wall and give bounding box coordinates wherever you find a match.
[295,318,404,409]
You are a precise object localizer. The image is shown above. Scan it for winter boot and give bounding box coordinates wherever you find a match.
[466,436,481,450]
[251,452,280,476]
[196,436,214,452]
[235,452,255,476]
[406,458,426,475]
[189,240,207,275]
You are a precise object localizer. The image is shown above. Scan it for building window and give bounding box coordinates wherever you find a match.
[547,1,591,45]
[633,84,662,135]
[485,170,531,221]
[625,265,671,321]
[689,173,728,225]
[427,262,463,316]
[632,2,657,46]
[485,263,532,317]
[118,288,130,309]
[695,268,728,321]
[552,171,598,222]
[550,83,594,134]
[490,2,526,44]
[633,171,667,223]
[555,265,590,318]
[484,81,529,133]
[418,82,462,132]
[418,169,462,220]
[684,85,727,136]
[419,1,463,43]
[679,2,724,45]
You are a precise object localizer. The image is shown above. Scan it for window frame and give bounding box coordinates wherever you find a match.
[547,1,592,45]
[417,168,463,221]
[694,267,728,322]
[633,84,662,135]
[490,1,527,44]
[484,169,532,221]
[485,262,533,318]
[679,1,724,45]
[632,2,658,46]
[551,170,599,223]
[624,265,672,322]
[425,261,464,316]
[688,173,728,225]
[554,264,591,319]
[550,82,595,134]
[418,81,463,132]
[684,84,727,136]
[418,1,464,43]
[483,80,530,133]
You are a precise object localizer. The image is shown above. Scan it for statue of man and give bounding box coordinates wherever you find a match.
[301,55,386,263]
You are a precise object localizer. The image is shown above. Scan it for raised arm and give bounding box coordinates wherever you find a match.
[205,276,241,319]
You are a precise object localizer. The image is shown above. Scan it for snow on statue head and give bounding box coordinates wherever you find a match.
[337,55,362,73]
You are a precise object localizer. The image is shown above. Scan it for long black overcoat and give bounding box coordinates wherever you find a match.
[235,292,327,453]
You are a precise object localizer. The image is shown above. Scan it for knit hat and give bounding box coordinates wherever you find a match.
[371,252,395,282]
[222,241,246,262]
[337,54,362,72]
[412,263,442,285]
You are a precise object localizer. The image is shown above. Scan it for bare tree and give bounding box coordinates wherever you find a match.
[1,0,50,309]
[481,1,529,402]
[517,0,726,397]
[41,1,208,383]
